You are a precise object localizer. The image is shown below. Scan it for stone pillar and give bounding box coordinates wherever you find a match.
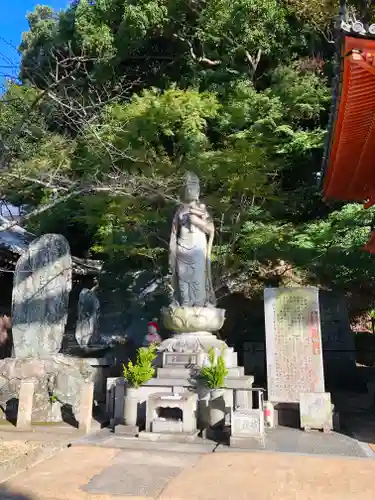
[17,380,34,429]
[78,382,94,434]
[113,381,125,425]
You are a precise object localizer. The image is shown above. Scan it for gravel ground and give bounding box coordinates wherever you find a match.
[0,439,63,482]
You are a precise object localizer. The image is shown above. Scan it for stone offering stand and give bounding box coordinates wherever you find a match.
[108,375,265,447]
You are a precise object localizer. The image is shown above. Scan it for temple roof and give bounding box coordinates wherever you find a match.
[323,35,375,205]
[321,9,375,253]
[0,216,102,275]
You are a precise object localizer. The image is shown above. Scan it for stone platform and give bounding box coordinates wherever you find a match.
[77,425,371,458]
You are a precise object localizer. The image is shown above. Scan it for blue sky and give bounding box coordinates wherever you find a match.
[0,1,70,82]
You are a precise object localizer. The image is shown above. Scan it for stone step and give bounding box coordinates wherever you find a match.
[157,366,245,379]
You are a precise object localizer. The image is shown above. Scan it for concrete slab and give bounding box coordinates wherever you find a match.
[217,427,367,458]
[82,448,200,498]
[82,463,180,497]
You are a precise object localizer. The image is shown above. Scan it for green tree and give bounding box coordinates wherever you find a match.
[1,0,373,336]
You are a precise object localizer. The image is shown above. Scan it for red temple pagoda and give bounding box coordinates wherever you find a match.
[322,3,375,252]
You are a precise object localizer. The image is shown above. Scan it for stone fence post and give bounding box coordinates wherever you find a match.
[78,381,94,434]
[17,380,35,429]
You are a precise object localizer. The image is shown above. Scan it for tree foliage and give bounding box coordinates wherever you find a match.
[1,0,375,335]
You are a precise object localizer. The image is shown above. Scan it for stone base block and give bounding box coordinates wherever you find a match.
[229,435,266,449]
[138,430,199,443]
[114,424,139,437]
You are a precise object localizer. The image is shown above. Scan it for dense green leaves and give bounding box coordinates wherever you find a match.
[1,0,375,331]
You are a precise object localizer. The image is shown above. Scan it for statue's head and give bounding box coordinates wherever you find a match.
[184,171,200,202]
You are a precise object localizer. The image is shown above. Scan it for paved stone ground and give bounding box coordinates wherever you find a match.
[2,388,375,499]
[4,445,375,500]
[75,425,370,458]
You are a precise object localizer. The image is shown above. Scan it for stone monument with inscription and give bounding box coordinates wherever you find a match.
[0,234,95,424]
[264,287,325,403]
[264,287,326,426]
[12,234,72,358]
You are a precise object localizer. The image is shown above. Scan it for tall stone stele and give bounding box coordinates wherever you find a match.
[4,233,95,424]
[12,233,73,357]
[158,172,237,368]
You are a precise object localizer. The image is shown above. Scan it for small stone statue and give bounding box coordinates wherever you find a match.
[144,319,161,346]
[169,172,216,307]
[75,288,101,349]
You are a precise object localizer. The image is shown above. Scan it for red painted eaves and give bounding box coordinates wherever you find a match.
[324,37,375,204]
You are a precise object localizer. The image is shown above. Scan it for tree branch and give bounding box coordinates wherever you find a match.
[172,34,221,66]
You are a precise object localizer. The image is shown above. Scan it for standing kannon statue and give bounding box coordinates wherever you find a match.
[159,172,234,366]
[169,172,216,308]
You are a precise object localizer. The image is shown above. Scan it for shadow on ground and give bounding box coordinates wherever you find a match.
[0,485,34,499]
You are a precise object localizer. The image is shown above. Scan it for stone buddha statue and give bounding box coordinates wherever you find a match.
[169,172,216,308]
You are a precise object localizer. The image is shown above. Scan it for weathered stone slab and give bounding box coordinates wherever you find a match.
[12,234,72,357]
[76,288,101,348]
[300,392,333,431]
[16,380,34,429]
[264,287,325,403]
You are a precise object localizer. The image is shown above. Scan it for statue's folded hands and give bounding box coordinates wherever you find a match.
[189,214,213,234]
